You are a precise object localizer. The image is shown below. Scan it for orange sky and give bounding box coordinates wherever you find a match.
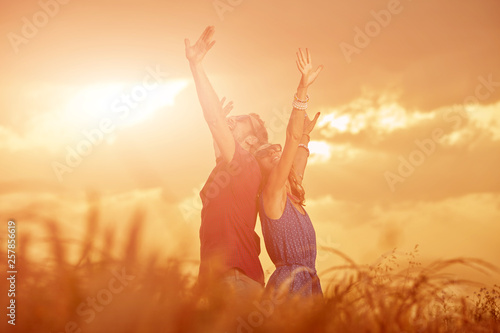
[1,0,500,284]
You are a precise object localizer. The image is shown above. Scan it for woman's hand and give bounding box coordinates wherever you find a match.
[185,26,216,64]
[296,48,323,88]
[303,112,320,135]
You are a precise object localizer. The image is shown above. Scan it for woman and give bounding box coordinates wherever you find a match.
[256,48,323,299]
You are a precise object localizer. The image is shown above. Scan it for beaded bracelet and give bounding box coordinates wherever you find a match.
[292,93,309,111]
[292,100,308,110]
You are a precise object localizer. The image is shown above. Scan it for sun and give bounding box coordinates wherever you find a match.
[62,79,189,129]
[20,79,189,154]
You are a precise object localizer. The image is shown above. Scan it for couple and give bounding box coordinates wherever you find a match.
[186,26,323,302]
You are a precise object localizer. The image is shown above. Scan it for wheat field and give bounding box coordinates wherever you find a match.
[1,201,499,333]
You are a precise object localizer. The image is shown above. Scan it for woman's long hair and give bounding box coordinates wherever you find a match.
[288,165,305,206]
[258,162,306,207]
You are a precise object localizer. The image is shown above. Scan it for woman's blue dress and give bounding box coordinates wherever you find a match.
[259,194,322,298]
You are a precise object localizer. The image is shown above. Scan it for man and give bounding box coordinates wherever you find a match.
[185,26,268,299]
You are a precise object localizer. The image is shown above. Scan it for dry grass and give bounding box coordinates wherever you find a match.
[1,201,499,333]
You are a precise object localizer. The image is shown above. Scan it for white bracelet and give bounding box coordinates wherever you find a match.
[298,143,310,155]
[293,99,308,110]
[293,93,309,111]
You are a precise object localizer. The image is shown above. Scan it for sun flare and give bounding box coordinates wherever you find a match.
[62,79,188,129]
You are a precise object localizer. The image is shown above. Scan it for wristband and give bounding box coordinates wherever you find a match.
[298,143,310,155]
[292,99,308,110]
[293,93,309,111]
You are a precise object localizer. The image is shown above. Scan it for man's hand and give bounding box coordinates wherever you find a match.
[185,27,236,163]
[220,97,234,117]
[296,48,323,88]
[185,26,216,65]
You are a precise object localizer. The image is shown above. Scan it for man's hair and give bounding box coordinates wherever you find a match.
[248,113,268,145]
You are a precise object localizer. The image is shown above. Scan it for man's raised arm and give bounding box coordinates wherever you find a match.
[185,26,235,162]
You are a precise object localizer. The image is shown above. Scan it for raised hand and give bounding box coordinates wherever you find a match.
[303,112,320,135]
[220,97,234,117]
[296,48,323,88]
[185,26,216,64]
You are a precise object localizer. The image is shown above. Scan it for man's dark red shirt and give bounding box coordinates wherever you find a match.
[199,141,264,286]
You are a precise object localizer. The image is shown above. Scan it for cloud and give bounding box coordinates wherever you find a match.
[307,193,500,274]
[303,97,500,202]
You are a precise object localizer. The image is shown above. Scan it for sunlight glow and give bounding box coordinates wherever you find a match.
[63,80,188,129]
[309,140,331,161]
[65,83,125,124]
[124,80,189,127]
[319,98,436,137]
[308,140,367,164]
[319,113,350,133]
[377,104,407,131]
[1,79,189,153]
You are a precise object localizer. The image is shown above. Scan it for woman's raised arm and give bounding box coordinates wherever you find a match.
[293,112,320,185]
[265,49,323,195]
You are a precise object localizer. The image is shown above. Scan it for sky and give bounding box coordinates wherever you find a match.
[1,0,499,285]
